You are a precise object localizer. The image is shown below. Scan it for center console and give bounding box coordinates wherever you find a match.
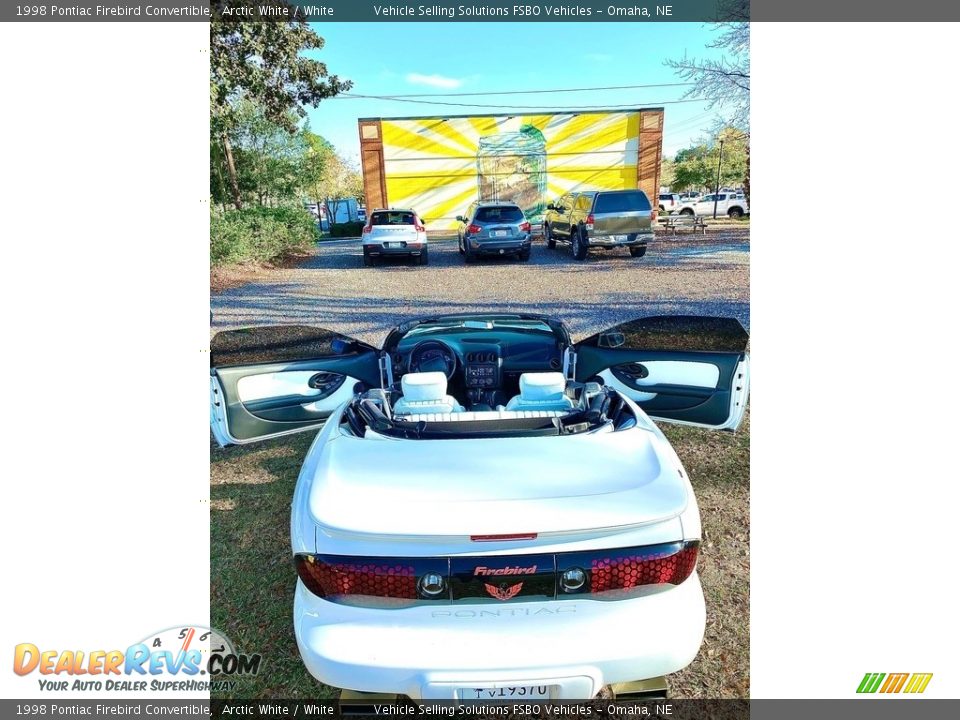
[464,350,500,389]
[464,350,501,407]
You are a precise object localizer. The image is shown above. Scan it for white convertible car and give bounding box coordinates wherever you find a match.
[209,313,750,701]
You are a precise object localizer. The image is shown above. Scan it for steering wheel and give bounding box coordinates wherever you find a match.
[408,340,457,380]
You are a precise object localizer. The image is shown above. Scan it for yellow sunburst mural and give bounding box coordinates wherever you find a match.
[379,111,645,231]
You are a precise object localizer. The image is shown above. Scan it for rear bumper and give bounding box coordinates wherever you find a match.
[586,232,652,248]
[363,242,426,256]
[468,238,531,256]
[293,571,705,699]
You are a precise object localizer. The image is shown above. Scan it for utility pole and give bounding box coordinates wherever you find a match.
[713,139,724,219]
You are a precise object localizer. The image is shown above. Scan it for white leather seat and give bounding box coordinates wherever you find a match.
[504,372,576,413]
[393,372,465,416]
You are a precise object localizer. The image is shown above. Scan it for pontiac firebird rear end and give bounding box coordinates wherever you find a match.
[289,401,706,700]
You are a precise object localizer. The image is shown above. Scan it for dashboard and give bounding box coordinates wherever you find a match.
[391,329,565,397]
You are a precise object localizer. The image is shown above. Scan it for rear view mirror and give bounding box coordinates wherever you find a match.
[598,332,626,349]
[455,215,466,223]
[331,338,360,355]
[546,204,557,211]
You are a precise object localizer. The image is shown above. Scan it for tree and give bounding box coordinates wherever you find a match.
[210,4,352,208]
[665,2,749,131]
[301,129,337,206]
[670,128,748,192]
[666,2,750,202]
[313,153,363,223]
[660,157,676,190]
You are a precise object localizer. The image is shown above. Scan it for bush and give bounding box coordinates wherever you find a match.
[327,221,365,238]
[210,206,318,266]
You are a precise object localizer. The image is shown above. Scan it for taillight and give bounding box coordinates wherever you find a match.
[467,224,482,234]
[650,209,658,223]
[470,533,538,542]
[585,213,594,230]
[295,554,452,607]
[519,221,531,233]
[294,543,698,607]
[588,543,698,592]
[295,554,417,601]
[414,216,426,232]
[361,224,371,235]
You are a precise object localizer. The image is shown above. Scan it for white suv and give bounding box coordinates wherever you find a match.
[361,208,429,266]
[677,192,748,218]
[657,193,681,213]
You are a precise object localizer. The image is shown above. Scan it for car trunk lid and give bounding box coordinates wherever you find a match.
[474,206,527,240]
[367,225,417,242]
[308,429,688,537]
[591,191,653,235]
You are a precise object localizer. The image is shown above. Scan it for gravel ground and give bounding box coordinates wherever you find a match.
[211,228,749,342]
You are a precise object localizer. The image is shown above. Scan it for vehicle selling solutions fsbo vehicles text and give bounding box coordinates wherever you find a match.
[372,5,595,18]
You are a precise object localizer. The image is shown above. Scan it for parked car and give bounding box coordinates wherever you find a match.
[357,207,367,223]
[677,192,749,218]
[456,201,532,263]
[543,189,654,261]
[361,208,428,266]
[209,313,751,700]
[658,193,681,213]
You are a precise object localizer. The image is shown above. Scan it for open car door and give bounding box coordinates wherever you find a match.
[573,316,749,430]
[210,326,380,447]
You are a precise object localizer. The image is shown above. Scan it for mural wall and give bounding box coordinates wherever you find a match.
[361,110,662,232]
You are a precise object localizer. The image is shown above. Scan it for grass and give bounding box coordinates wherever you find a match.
[210,411,749,699]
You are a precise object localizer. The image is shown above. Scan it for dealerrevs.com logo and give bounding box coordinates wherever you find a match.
[857,672,933,694]
[13,626,261,693]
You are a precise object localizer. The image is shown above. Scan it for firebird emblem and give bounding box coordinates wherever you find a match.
[484,582,523,601]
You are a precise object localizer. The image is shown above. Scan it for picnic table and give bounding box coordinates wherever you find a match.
[658,214,706,235]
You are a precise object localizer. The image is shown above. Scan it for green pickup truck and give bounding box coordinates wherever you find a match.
[542,189,654,261]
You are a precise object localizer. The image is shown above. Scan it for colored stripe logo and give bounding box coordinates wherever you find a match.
[857,672,932,694]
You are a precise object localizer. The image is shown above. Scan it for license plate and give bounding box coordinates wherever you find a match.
[384,242,401,248]
[493,230,508,237]
[458,685,552,701]
[611,234,629,243]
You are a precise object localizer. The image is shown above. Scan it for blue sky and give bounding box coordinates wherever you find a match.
[303,22,735,162]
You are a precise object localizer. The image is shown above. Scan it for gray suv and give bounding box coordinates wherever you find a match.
[543,189,654,261]
[456,202,532,263]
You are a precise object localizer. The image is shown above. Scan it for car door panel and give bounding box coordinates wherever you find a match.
[574,316,749,430]
[600,358,721,402]
[210,326,380,446]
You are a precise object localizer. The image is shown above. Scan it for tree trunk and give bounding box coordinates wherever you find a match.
[212,151,230,213]
[221,133,242,210]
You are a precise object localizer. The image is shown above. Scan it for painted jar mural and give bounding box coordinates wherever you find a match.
[476,124,547,221]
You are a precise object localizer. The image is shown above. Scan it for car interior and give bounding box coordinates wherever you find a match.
[339,319,639,439]
[211,315,749,446]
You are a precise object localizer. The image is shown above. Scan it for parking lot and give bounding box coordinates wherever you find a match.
[211,228,750,340]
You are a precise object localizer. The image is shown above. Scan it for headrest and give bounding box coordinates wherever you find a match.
[519,372,566,401]
[400,372,449,402]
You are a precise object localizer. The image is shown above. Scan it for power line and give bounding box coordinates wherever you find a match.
[335,82,695,99]
[335,93,721,111]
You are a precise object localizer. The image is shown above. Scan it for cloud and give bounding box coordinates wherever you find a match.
[405,73,465,89]
[584,53,613,62]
